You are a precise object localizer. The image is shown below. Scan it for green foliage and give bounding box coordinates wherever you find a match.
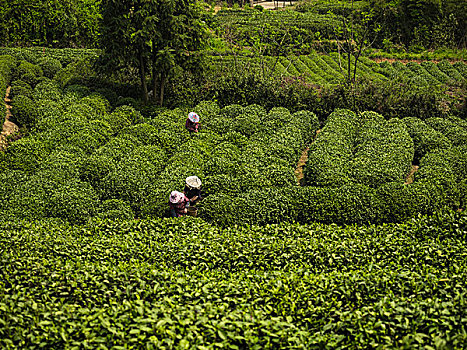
[402,116,451,163]
[305,109,358,187]
[45,179,99,224]
[37,57,63,79]
[99,0,207,104]
[11,95,38,127]
[97,199,134,221]
[425,117,467,146]
[0,211,466,348]
[14,60,43,86]
[4,137,49,173]
[9,80,33,99]
[0,1,102,48]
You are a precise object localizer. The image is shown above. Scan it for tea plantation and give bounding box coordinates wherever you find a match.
[1,51,467,348]
[1,211,467,348]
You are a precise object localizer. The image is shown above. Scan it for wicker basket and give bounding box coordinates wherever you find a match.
[187,207,198,217]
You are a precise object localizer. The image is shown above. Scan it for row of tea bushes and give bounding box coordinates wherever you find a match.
[200,177,460,226]
[304,109,358,187]
[1,210,466,348]
[402,117,451,163]
[203,111,466,226]
[304,109,414,188]
[349,112,413,188]
[0,47,99,66]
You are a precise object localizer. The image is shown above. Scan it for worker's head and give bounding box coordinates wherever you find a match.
[188,112,200,123]
[169,191,184,204]
[186,176,202,189]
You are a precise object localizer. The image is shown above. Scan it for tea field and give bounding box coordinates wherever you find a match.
[1,211,467,348]
[1,49,467,348]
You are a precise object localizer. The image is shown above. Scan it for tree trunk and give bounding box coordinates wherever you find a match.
[139,53,148,103]
[151,41,159,103]
[160,73,166,107]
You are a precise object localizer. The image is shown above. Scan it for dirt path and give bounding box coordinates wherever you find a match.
[294,129,320,185]
[294,146,309,185]
[1,86,19,151]
[404,165,419,185]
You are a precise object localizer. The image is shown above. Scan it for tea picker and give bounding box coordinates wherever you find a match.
[186,112,200,135]
[168,191,190,217]
[184,176,203,205]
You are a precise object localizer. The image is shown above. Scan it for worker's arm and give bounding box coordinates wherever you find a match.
[190,195,198,202]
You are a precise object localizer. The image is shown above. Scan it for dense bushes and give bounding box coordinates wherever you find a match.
[1,210,466,348]
[403,117,451,163]
[305,110,413,188]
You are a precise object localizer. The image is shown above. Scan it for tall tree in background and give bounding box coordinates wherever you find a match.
[99,0,207,105]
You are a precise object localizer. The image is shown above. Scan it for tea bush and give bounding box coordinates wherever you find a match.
[14,60,43,86]
[37,57,63,79]
[9,80,33,99]
[403,116,451,163]
[1,211,466,348]
[425,117,467,146]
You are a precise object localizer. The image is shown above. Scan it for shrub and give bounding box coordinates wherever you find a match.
[402,117,451,163]
[75,95,110,119]
[349,114,414,188]
[5,137,49,173]
[425,117,467,146]
[95,88,118,106]
[9,80,33,99]
[64,84,91,98]
[80,154,117,189]
[45,179,99,224]
[14,60,43,86]
[32,79,63,101]
[304,109,357,187]
[115,97,138,108]
[97,199,134,221]
[37,57,63,79]
[11,95,38,127]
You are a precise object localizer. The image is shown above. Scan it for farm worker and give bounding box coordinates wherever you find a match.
[186,112,200,135]
[169,190,190,217]
[184,176,203,205]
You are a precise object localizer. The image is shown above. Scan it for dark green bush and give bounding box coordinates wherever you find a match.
[11,94,38,127]
[425,117,467,146]
[304,109,357,187]
[37,57,63,79]
[402,117,451,163]
[5,137,49,173]
[32,79,62,101]
[349,114,414,188]
[95,88,118,106]
[45,179,99,224]
[64,84,91,98]
[97,199,134,221]
[14,60,43,86]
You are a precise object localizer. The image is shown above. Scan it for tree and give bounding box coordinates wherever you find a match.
[99,0,207,105]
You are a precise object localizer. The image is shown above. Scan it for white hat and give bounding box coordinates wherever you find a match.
[186,176,202,189]
[169,191,184,204]
[188,112,200,123]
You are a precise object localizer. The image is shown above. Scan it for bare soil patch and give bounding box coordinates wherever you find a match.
[1,86,19,151]
[295,129,320,185]
[404,165,419,185]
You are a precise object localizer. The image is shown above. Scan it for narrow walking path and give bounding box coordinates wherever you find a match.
[1,86,19,151]
[404,165,419,185]
[294,129,320,185]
